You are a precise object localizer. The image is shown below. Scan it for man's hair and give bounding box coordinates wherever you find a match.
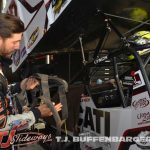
[0,13,24,38]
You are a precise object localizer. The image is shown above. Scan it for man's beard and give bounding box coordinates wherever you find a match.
[0,47,13,59]
[0,47,13,65]
[0,55,12,65]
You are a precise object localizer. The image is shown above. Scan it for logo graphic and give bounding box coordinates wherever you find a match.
[0,130,52,148]
[12,132,52,146]
[137,111,150,125]
[133,70,145,89]
[27,27,39,49]
[132,98,149,109]
[13,50,20,66]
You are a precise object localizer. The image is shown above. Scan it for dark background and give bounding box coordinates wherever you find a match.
[1,0,150,83]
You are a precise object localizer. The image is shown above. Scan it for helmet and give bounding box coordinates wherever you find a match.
[128,31,150,60]
[135,131,150,148]
[128,31,150,45]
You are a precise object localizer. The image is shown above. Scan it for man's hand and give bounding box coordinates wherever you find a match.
[20,77,39,90]
[37,103,62,117]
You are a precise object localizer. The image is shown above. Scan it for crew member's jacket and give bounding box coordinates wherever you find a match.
[0,62,41,131]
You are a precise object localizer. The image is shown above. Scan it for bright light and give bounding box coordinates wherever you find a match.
[104,73,110,75]
[2,0,7,12]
